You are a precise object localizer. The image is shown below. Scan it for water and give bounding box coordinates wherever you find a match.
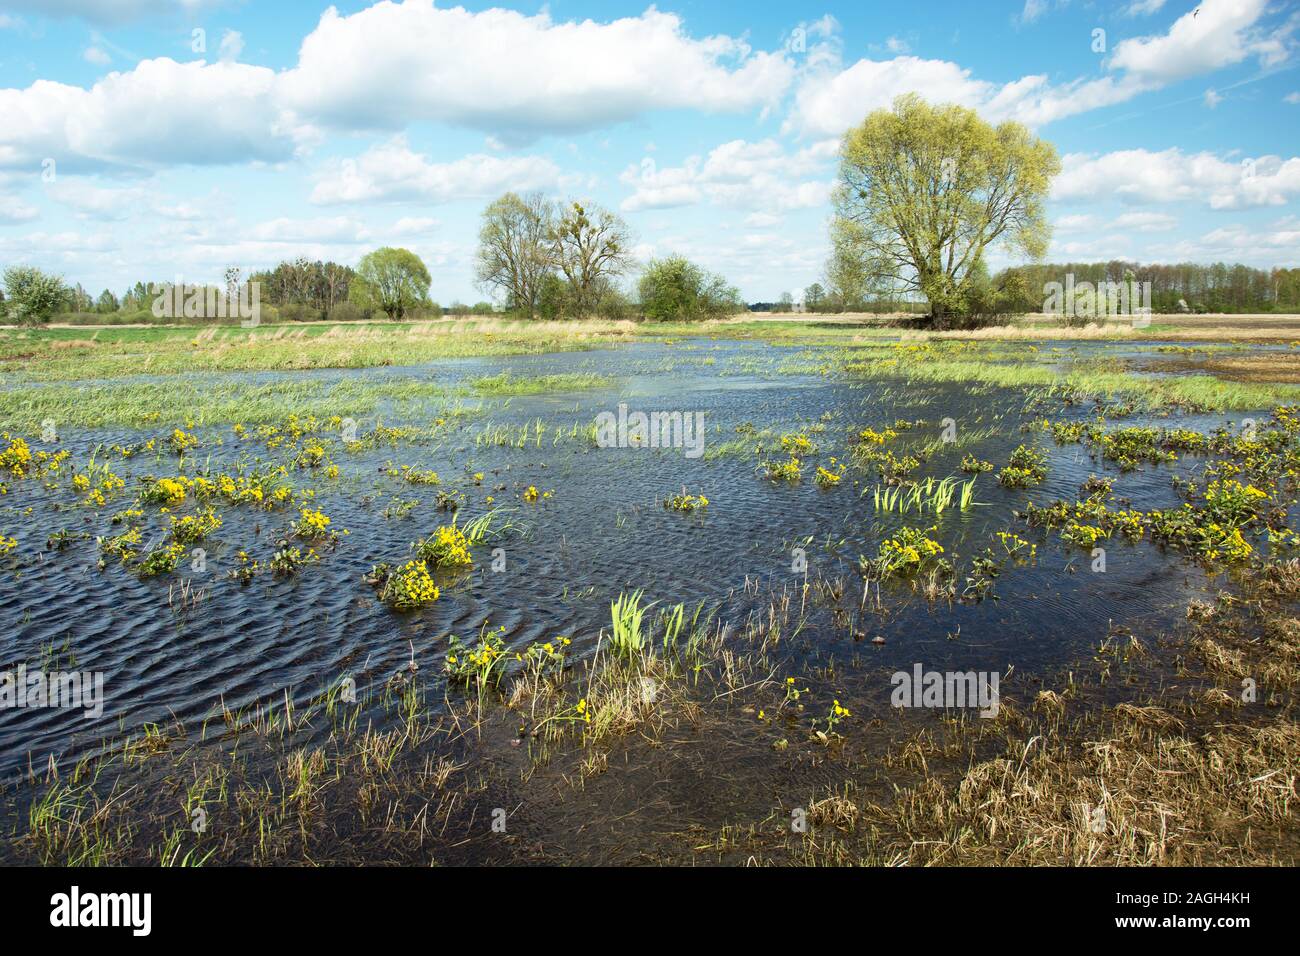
[0,339,1248,779]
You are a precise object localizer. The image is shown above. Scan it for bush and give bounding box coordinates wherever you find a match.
[637,255,742,322]
[3,266,68,326]
[326,301,369,323]
[279,303,323,322]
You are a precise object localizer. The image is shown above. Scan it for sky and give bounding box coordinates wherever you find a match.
[0,0,1298,305]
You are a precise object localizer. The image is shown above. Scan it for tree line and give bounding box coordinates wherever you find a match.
[2,191,742,325]
[989,261,1300,314]
[6,93,1299,328]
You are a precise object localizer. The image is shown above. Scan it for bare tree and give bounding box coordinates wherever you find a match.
[551,200,632,317]
[474,192,556,317]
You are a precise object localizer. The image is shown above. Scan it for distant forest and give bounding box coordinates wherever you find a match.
[995,261,1300,314]
[772,261,1300,315]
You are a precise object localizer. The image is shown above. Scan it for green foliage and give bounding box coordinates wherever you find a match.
[637,255,741,322]
[3,266,68,326]
[831,94,1060,324]
[350,247,431,321]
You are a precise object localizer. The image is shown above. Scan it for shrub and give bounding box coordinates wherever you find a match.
[638,255,742,322]
[279,303,322,322]
[3,266,68,326]
[326,301,368,323]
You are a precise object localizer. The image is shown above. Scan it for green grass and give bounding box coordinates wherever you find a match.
[608,589,651,660]
[0,320,628,382]
[842,353,1300,411]
[468,371,614,395]
[0,376,454,429]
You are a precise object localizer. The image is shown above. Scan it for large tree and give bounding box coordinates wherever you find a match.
[475,192,556,317]
[2,266,68,326]
[832,94,1059,323]
[551,200,633,317]
[349,247,431,320]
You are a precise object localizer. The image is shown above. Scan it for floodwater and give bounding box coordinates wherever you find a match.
[0,339,1254,780]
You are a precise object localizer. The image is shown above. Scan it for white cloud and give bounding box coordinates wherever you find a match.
[619,138,836,213]
[82,46,110,66]
[45,177,225,224]
[1285,92,1300,104]
[744,212,782,228]
[1204,88,1223,109]
[217,29,243,62]
[1113,211,1177,232]
[0,191,38,223]
[1109,0,1285,84]
[47,179,148,220]
[785,0,1289,139]
[786,49,1154,138]
[0,4,801,172]
[869,35,911,55]
[1122,0,1166,16]
[0,58,307,172]
[390,216,440,237]
[1150,217,1300,265]
[310,136,562,205]
[1020,1,1049,25]
[278,4,795,143]
[1054,148,1300,209]
[247,216,369,243]
[1054,213,1097,230]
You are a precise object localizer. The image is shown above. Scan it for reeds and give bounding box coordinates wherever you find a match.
[869,475,978,514]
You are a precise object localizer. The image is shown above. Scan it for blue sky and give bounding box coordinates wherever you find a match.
[0,0,1297,305]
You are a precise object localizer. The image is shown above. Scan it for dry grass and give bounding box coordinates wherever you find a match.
[691,562,1300,867]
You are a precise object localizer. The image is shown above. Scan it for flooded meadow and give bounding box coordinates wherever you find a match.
[1,330,1297,865]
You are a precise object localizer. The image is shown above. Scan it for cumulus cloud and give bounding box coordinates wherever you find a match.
[619,138,837,213]
[1109,0,1285,84]
[1054,148,1300,209]
[0,3,801,171]
[277,3,795,143]
[0,58,307,172]
[310,136,562,205]
[785,0,1290,138]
